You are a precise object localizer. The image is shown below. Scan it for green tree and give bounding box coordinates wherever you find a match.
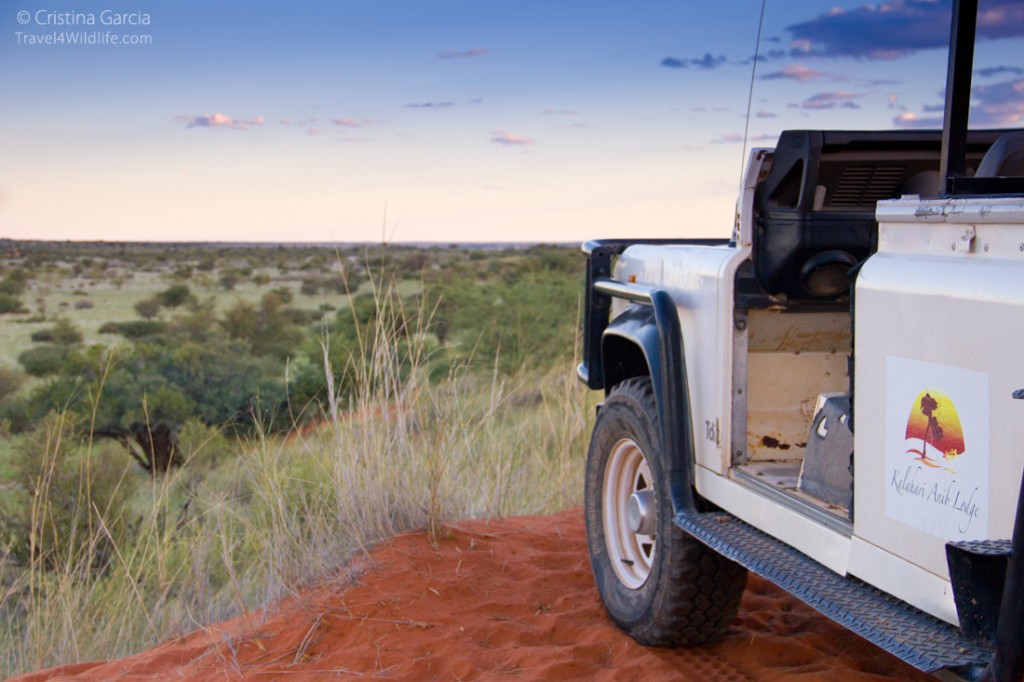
[26,337,286,472]
[157,284,194,309]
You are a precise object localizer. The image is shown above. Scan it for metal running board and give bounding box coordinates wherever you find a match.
[674,510,992,675]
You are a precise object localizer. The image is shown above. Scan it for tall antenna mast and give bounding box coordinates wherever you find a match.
[739,0,769,200]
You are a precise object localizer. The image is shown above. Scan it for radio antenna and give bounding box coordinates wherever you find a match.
[739,0,768,198]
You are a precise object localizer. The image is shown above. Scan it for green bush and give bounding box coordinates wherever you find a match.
[177,418,233,467]
[0,270,28,296]
[1,411,138,570]
[115,320,168,339]
[133,297,161,320]
[0,294,26,314]
[0,366,26,406]
[32,319,83,345]
[17,345,72,377]
[157,284,194,309]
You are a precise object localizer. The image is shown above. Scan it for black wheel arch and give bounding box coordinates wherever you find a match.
[599,297,697,518]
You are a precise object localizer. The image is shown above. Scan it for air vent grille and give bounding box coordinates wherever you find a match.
[828,166,906,207]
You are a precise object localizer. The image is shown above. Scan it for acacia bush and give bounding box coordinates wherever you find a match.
[30,319,83,345]
[111,320,168,339]
[156,284,194,309]
[17,345,74,377]
[0,293,26,314]
[0,367,26,407]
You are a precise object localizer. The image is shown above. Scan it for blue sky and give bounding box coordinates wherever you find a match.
[1,0,1023,243]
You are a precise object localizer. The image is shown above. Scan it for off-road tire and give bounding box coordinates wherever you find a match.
[585,376,748,646]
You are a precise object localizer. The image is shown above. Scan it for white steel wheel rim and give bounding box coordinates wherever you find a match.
[603,437,656,589]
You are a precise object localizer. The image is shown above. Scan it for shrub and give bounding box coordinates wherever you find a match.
[0,270,28,296]
[0,294,26,314]
[0,366,26,406]
[17,345,72,377]
[177,418,233,467]
[50,318,84,345]
[218,271,238,291]
[114,320,168,339]
[133,297,161,320]
[30,329,53,343]
[73,299,95,310]
[157,284,194,309]
[2,411,138,570]
[98,321,120,334]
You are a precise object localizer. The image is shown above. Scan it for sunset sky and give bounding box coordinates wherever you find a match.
[2,0,1023,244]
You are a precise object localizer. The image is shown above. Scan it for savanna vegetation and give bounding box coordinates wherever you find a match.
[0,238,591,677]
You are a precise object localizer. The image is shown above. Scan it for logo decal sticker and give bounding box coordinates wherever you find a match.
[886,357,989,540]
[904,389,964,473]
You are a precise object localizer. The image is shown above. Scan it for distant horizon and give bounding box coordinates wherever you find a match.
[0,237,580,248]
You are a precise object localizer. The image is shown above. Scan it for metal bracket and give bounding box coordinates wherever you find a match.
[954,225,976,253]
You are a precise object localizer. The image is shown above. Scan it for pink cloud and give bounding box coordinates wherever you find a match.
[437,48,489,59]
[332,117,383,128]
[489,130,535,147]
[798,92,861,109]
[892,111,944,128]
[972,78,1024,125]
[179,113,265,130]
[761,64,827,82]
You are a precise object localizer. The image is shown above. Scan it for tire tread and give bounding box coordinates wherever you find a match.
[587,377,747,648]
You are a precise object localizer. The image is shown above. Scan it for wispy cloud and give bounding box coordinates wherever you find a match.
[712,132,777,144]
[542,109,578,116]
[794,91,861,109]
[332,117,383,128]
[892,111,945,128]
[178,113,265,130]
[977,65,1024,78]
[787,0,1024,60]
[437,47,489,59]
[761,64,826,82]
[972,77,1024,125]
[661,53,727,70]
[895,77,1024,127]
[405,101,456,109]
[756,110,776,118]
[489,130,535,147]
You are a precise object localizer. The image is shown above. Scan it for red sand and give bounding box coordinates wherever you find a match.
[13,509,934,681]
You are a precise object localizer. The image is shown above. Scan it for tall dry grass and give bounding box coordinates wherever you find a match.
[0,274,592,678]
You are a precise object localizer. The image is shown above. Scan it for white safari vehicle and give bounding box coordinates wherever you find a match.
[578,2,1024,679]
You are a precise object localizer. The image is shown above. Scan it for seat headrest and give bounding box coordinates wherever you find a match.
[975,131,1024,177]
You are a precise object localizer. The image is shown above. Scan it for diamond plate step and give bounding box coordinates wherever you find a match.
[674,510,992,675]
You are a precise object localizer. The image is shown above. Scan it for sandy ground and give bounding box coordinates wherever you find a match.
[12,509,935,681]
